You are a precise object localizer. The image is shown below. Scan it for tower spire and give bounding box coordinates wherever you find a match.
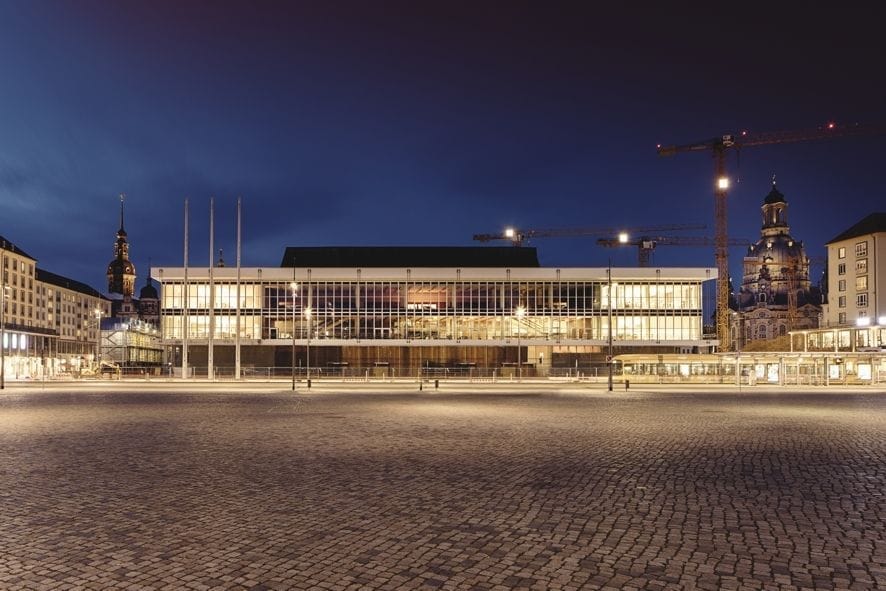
[108,193,135,297]
[119,193,126,232]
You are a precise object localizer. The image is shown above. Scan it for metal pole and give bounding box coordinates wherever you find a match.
[95,310,101,366]
[235,197,241,380]
[517,327,521,382]
[182,198,189,379]
[306,309,311,387]
[291,279,296,391]
[515,305,525,382]
[306,271,311,388]
[208,197,214,380]
[608,260,613,392]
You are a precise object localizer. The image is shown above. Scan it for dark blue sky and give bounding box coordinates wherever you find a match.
[1,2,884,295]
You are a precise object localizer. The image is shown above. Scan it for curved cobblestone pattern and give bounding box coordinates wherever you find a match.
[1,389,885,590]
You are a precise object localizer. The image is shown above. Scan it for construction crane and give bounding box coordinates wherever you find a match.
[473,223,706,247]
[657,121,886,351]
[597,235,749,267]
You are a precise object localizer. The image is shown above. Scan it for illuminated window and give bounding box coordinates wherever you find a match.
[856,276,868,291]
[855,241,868,257]
[838,247,846,259]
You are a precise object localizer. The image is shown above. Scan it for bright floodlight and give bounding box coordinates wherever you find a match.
[879,316,886,325]
[290,282,298,291]
[515,305,526,318]
[618,232,629,244]
[304,306,312,319]
[505,227,515,238]
[856,317,871,327]
[717,177,730,190]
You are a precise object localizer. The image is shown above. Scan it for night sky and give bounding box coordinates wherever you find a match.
[1,2,884,299]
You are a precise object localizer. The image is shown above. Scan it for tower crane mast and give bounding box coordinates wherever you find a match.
[657,121,886,351]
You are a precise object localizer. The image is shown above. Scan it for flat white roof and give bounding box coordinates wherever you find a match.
[152,266,717,282]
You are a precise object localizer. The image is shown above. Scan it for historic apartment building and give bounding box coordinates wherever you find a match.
[1,197,163,380]
[730,181,821,349]
[788,212,885,361]
[154,246,717,377]
[1,236,111,380]
[822,212,886,328]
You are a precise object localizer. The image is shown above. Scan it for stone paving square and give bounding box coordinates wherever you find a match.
[1,386,885,590]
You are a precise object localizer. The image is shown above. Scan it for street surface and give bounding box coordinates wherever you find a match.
[1,386,885,590]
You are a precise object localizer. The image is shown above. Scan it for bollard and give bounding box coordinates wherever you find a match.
[419,381,423,391]
[307,378,312,389]
[434,379,439,390]
[625,379,630,391]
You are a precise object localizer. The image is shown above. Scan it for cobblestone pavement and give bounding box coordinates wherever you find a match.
[2,388,886,590]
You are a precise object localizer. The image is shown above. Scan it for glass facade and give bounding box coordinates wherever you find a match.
[157,268,711,345]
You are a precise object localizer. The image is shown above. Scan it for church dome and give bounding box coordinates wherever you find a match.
[764,184,786,204]
[746,234,805,268]
[139,281,158,300]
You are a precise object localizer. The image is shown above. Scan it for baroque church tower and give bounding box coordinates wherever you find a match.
[107,194,136,297]
[731,179,821,348]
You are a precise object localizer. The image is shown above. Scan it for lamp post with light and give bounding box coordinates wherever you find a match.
[94,307,103,370]
[290,282,298,391]
[515,305,525,382]
[304,306,312,387]
[607,261,614,392]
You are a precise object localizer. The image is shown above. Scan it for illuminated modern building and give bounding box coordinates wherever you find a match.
[730,180,821,349]
[154,247,716,377]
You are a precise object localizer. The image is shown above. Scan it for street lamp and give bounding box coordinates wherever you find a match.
[304,306,312,387]
[607,262,615,392]
[94,308,103,369]
[515,305,525,382]
[290,282,298,391]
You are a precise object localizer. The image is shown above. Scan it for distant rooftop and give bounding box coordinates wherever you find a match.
[0,235,35,260]
[827,213,886,244]
[36,268,106,299]
[281,246,540,268]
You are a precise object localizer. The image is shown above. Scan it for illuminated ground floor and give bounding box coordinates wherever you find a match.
[168,342,702,379]
[616,352,886,385]
[1,324,163,383]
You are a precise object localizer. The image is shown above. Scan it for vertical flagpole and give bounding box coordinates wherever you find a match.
[235,196,241,380]
[208,197,215,380]
[182,198,190,379]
